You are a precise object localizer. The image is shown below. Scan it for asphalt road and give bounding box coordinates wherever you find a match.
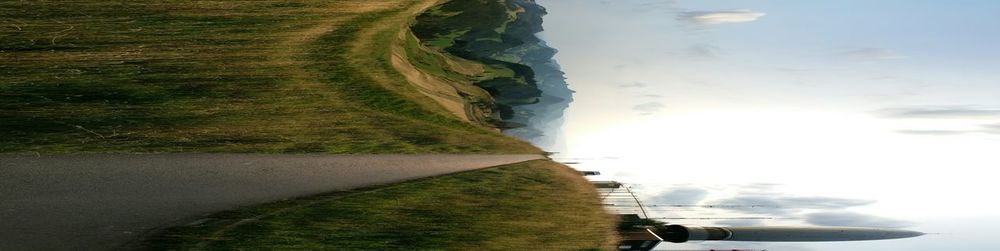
[0,154,543,251]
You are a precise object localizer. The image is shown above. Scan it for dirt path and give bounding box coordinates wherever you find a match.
[345,0,476,120]
[270,1,402,94]
[389,31,475,121]
[0,154,543,251]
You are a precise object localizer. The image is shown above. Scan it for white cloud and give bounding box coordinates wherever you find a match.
[982,123,1000,133]
[678,10,766,25]
[648,187,710,205]
[879,107,1000,136]
[895,129,972,136]
[805,211,915,228]
[878,106,1000,119]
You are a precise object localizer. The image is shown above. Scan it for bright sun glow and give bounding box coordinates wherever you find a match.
[564,109,1000,218]
[539,0,1000,249]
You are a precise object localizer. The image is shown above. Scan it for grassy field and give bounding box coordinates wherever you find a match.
[0,0,538,153]
[142,160,618,251]
[3,0,615,249]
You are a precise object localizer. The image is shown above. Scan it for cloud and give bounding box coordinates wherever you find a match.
[741,183,783,191]
[804,211,915,228]
[841,48,905,60]
[879,107,1000,136]
[715,219,766,227]
[780,197,875,209]
[633,102,666,114]
[640,94,663,98]
[894,126,1000,137]
[707,194,916,231]
[895,130,972,136]
[618,82,648,88]
[710,196,787,214]
[648,187,710,205]
[642,185,915,237]
[711,195,874,216]
[878,106,1000,119]
[677,10,766,25]
[982,124,1000,134]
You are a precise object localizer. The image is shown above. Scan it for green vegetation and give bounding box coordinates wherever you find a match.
[410,0,545,119]
[402,30,514,84]
[143,160,617,250]
[0,0,538,153]
[423,29,468,49]
[403,31,471,82]
[4,0,614,249]
[412,0,514,51]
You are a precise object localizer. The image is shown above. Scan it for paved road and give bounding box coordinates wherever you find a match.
[0,154,543,251]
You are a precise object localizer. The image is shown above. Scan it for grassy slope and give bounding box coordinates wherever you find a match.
[143,160,616,251]
[3,0,615,249]
[0,0,537,153]
[410,0,544,119]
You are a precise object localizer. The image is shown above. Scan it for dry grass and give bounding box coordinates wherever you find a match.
[143,160,618,251]
[0,0,539,153]
[3,1,616,249]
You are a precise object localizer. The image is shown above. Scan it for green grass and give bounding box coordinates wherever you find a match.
[3,0,614,249]
[402,27,517,89]
[142,160,617,251]
[403,30,471,82]
[411,0,510,46]
[401,28,512,83]
[423,29,468,49]
[409,0,544,120]
[0,0,539,154]
[478,64,518,80]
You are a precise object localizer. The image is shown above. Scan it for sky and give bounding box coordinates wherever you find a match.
[533,0,1000,250]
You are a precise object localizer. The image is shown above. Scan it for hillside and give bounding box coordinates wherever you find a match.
[408,0,574,146]
[1,0,537,153]
[143,160,616,250]
[2,0,617,250]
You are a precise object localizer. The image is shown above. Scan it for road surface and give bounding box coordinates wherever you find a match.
[0,154,543,251]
